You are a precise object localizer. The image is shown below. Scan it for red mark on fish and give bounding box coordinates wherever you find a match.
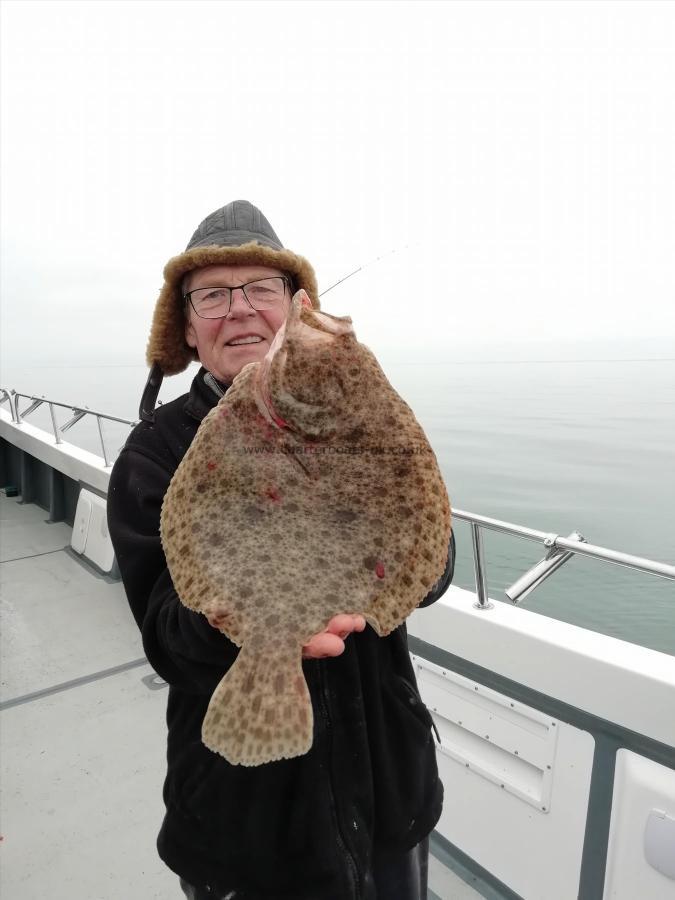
[207,461,218,471]
[375,561,385,579]
[265,487,281,502]
[270,411,289,429]
[255,413,284,441]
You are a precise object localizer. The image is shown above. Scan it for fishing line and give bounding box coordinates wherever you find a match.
[318,241,421,298]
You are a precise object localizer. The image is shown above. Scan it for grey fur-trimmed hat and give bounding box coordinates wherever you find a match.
[145,200,319,377]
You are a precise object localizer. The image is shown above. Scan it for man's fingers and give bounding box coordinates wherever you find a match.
[302,632,345,659]
[325,614,366,637]
[301,615,366,659]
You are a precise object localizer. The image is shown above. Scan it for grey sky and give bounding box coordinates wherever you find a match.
[1,0,674,370]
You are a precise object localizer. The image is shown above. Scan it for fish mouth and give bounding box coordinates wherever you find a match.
[254,323,291,430]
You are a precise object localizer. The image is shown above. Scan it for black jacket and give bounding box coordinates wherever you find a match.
[107,367,455,900]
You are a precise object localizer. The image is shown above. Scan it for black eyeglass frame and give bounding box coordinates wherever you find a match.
[183,275,292,319]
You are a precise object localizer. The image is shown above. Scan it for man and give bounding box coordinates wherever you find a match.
[107,200,456,900]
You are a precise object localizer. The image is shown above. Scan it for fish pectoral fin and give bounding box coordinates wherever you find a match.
[364,611,384,635]
[201,640,313,766]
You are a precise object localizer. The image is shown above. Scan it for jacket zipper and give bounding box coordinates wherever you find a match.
[204,372,225,399]
[316,660,361,899]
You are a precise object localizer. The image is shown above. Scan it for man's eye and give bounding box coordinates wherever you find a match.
[204,289,227,302]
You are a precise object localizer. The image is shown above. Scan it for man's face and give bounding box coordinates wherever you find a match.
[184,263,291,384]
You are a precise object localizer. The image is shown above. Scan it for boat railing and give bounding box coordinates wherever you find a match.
[453,508,675,608]
[1,387,673,604]
[0,389,137,468]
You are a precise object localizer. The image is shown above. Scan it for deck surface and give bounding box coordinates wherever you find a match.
[0,494,481,899]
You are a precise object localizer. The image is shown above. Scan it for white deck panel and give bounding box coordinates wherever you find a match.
[408,580,675,750]
[1,498,143,701]
[0,493,72,562]
[1,665,176,900]
[429,856,484,899]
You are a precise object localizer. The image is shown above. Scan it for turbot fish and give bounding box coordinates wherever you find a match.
[160,291,452,766]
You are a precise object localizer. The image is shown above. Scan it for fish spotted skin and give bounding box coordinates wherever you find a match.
[160,291,452,766]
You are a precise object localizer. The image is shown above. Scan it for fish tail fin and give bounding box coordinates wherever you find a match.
[202,640,313,766]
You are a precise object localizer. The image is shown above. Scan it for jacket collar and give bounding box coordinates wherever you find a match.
[184,366,231,422]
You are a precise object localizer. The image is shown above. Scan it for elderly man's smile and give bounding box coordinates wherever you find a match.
[226,334,264,346]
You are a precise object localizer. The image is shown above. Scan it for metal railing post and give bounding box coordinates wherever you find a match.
[48,403,63,445]
[95,416,111,467]
[0,389,18,423]
[470,522,494,610]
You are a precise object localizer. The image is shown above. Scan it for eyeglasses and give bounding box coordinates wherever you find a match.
[184,276,290,319]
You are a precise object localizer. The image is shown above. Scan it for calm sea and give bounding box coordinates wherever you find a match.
[2,353,674,656]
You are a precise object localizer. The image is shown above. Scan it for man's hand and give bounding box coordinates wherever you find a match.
[302,614,366,659]
[206,609,366,659]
